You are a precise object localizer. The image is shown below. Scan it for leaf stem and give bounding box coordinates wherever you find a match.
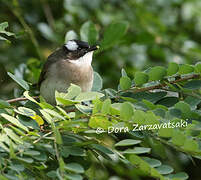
[118,74,200,94]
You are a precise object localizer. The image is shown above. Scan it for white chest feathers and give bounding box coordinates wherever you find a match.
[69,51,93,66]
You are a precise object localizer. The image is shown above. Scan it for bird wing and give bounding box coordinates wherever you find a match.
[38,48,64,87]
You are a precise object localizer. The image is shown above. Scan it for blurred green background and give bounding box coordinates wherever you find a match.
[1,0,201,179]
[1,0,201,100]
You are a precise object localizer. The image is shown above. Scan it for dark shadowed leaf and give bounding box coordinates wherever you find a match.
[65,163,84,173]
[183,80,201,90]
[101,21,129,49]
[115,139,141,147]
[7,72,29,90]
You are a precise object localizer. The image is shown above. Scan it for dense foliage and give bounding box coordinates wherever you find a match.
[1,0,201,179]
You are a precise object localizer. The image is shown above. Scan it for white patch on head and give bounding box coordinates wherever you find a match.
[65,40,78,51]
[69,51,93,66]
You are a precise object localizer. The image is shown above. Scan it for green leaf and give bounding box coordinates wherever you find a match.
[55,85,81,105]
[16,157,34,163]
[184,96,201,110]
[65,84,82,99]
[65,30,78,42]
[183,80,201,90]
[44,109,65,120]
[183,138,199,152]
[174,101,191,119]
[0,113,28,132]
[171,130,186,146]
[54,126,63,145]
[23,91,38,104]
[75,104,92,114]
[56,97,80,106]
[156,97,179,107]
[167,62,179,76]
[123,147,151,154]
[195,62,201,73]
[0,36,8,41]
[9,140,16,158]
[120,102,134,121]
[33,152,47,161]
[155,165,173,175]
[89,115,111,129]
[16,107,35,117]
[115,139,141,147]
[7,72,29,90]
[91,144,114,154]
[0,99,10,108]
[133,110,146,125]
[166,172,189,180]
[47,170,57,178]
[120,76,132,90]
[101,99,111,114]
[92,72,103,91]
[92,98,103,114]
[134,72,149,86]
[65,163,84,173]
[158,128,173,138]
[178,64,194,74]
[65,146,85,156]
[80,21,98,44]
[23,150,40,156]
[129,155,164,179]
[65,174,83,180]
[101,21,129,49]
[121,68,128,77]
[39,109,52,123]
[75,92,104,101]
[0,22,9,31]
[148,66,167,81]
[110,103,121,115]
[0,22,15,41]
[9,163,25,172]
[142,157,161,168]
[4,128,23,144]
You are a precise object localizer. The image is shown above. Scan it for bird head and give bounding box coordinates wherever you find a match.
[62,40,99,65]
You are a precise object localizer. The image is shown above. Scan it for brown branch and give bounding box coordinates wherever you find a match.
[6,74,200,104]
[40,0,55,30]
[7,96,39,104]
[119,74,200,94]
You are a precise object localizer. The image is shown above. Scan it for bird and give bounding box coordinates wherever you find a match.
[38,40,99,104]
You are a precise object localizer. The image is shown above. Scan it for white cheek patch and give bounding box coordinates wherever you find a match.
[65,41,78,51]
[69,51,93,66]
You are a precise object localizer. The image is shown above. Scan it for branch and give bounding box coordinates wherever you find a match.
[40,0,55,30]
[119,74,200,94]
[7,96,39,104]
[3,0,44,61]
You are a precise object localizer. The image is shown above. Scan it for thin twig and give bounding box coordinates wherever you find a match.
[33,131,53,144]
[40,0,55,30]
[6,74,200,104]
[150,133,201,157]
[118,74,200,94]
[7,96,39,104]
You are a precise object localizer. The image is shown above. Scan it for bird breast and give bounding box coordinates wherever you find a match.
[40,60,93,104]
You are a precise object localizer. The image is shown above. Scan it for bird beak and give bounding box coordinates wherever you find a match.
[87,45,100,52]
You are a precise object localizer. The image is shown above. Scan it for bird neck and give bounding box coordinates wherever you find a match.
[68,51,93,67]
